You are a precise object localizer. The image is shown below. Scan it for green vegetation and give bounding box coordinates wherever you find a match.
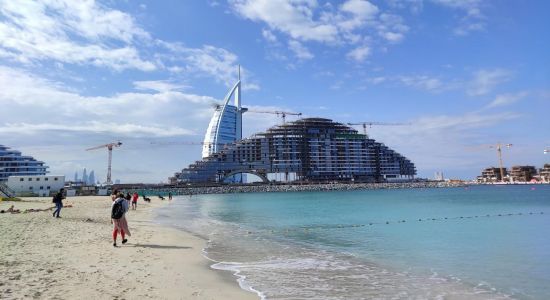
[0,197,22,202]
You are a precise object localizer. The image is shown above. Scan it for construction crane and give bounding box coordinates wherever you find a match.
[489,142,512,182]
[247,110,302,124]
[149,141,227,146]
[86,141,122,185]
[346,122,411,138]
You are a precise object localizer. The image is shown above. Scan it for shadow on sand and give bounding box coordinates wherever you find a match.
[129,244,192,250]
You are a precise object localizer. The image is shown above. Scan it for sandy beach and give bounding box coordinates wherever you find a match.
[0,196,258,300]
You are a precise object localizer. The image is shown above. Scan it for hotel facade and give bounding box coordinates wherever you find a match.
[172,76,416,184]
[175,118,416,184]
[0,144,49,182]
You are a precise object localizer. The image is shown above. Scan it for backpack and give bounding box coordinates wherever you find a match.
[52,193,61,203]
[111,199,125,219]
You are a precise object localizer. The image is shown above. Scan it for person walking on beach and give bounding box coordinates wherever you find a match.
[131,192,138,210]
[111,193,131,247]
[168,192,172,201]
[52,188,65,218]
[111,189,118,202]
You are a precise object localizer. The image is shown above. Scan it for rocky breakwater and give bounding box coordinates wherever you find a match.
[171,181,467,196]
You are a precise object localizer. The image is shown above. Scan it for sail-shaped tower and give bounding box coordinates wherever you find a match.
[202,67,247,158]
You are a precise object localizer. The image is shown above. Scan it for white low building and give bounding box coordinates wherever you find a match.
[7,175,65,197]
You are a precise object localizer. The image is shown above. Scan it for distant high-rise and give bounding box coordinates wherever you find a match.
[202,67,246,158]
[88,170,95,185]
[0,145,49,181]
[82,168,88,185]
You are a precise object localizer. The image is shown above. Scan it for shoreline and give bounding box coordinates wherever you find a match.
[123,181,469,196]
[0,196,258,299]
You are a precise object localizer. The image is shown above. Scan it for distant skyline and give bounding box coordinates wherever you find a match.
[0,1,548,183]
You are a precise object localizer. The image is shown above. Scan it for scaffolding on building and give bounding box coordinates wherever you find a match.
[173,118,416,184]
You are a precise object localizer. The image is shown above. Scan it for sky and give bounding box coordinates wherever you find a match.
[0,0,549,183]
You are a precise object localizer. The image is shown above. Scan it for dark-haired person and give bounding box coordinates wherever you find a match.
[52,188,65,218]
[111,193,131,247]
[110,189,119,202]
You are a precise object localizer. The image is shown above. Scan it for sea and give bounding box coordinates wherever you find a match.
[155,185,550,299]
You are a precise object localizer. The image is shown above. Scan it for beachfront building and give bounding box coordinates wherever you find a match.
[477,167,508,183]
[539,164,550,183]
[509,165,538,182]
[174,118,416,184]
[6,175,65,197]
[202,75,247,158]
[0,145,48,182]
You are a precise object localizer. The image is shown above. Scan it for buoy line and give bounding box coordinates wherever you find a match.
[244,211,546,235]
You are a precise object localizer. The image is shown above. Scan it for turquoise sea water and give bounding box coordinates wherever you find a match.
[157,185,550,299]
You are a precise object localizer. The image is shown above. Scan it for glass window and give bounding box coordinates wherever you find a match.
[37,178,40,181]
[19,178,24,181]
[45,178,49,181]
[54,177,58,181]
[40,186,43,190]
[28,178,32,181]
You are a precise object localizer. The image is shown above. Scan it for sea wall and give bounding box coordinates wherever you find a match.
[154,181,467,196]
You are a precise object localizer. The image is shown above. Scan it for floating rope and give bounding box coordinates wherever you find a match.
[244,211,546,235]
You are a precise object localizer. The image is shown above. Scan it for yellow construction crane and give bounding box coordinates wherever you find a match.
[86,141,122,185]
[489,142,512,182]
[346,122,411,138]
[247,110,302,124]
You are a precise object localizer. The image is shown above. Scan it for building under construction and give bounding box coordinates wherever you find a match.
[477,165,546,183]
[477,167,507,183]
[173,118,416,184]
[540,164,550,182]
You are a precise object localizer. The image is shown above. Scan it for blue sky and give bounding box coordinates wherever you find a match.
[0,0,548,183]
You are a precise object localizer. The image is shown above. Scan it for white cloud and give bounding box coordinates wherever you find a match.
[347,45,371,62]
[229,0,409,62]
[365,76,387,84]
[0,1,261,90]
[364,74,451,92]
[377,13,409,43]
[262,29,278,43]
[0,122,193,137]
[388,0,486,36]
[288,40,314,60]
[0,66,215,135]
[398,75,444,91]
[467,69,512,96]
[486,91,529,109]
[364,68,512,95]
[0,0,156,71]
[369,111,522,176]
[159,42,260,90]
[133,80,189,93]
[230,0,339,43]
[429,0,485,35]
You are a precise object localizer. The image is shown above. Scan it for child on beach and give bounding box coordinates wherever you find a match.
[131,192,138,210]
[111,193,131,247]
